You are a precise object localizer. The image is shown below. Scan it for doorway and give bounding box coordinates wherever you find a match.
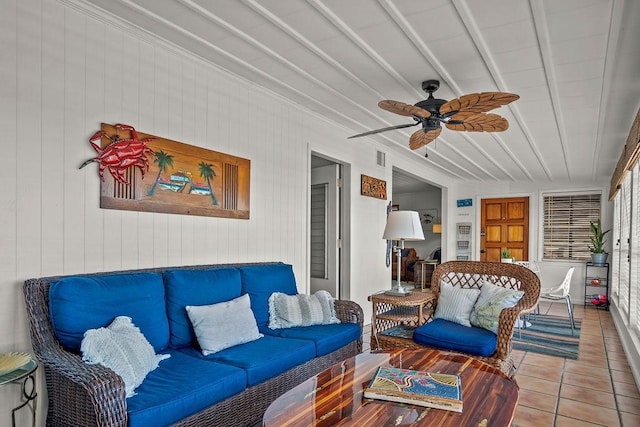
[480,196,529,262]
[310,155,349,299]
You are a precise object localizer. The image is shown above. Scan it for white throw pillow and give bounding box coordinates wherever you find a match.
[268,290,341,329]
[81,316,170,398]
[470,280,524,333]
[434,280,481,327]
[186,294,263,355]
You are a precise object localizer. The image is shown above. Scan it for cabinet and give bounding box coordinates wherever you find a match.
[584,262,609,309]
[368,292,436,350]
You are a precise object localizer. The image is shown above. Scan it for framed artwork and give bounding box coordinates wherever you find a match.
[361,174,387,200]
[87,123,250,219]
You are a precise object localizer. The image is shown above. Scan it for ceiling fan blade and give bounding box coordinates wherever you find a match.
[347,121,420,139]
[440,92,519,115]
[445,112,509,132]
[409,127,442,150]
[378,100,431,118]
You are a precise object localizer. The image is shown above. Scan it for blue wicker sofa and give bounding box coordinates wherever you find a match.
[24,262,363,427]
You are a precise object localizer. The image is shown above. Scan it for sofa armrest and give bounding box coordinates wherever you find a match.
[24,278,128,426]
[38,347,128,426]
[334,300,364,353]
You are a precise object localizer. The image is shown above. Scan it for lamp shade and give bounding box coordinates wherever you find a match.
[383,211,425,241]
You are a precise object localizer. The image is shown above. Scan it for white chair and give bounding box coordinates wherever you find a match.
[538,267,576,335]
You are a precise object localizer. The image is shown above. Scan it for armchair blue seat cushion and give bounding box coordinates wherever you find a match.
[261,322,361,356]
[180,335,315,387]
[127,349,247,427]
[413,318,497,357]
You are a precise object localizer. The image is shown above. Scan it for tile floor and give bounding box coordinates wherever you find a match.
[363,301,640,426]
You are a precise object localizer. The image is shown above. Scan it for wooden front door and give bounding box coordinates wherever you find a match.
[481,197,529,262]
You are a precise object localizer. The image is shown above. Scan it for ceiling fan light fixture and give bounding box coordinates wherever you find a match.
[348,79,519,151]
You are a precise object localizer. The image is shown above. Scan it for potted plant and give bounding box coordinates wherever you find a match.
[589,219,611,265]
[501,248,513,263]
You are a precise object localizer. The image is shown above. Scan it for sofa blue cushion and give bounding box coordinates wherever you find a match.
[261,323,361,356]
[49,273,169,351]
[413,318,497,357]
[164,268,242,348]
[240,264,298,328]
[180,335,315,387]
[127,349,246,427]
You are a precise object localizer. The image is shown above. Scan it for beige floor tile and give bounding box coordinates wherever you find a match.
[517,374,561,396]
[563,371,613,393]
[512,405,555,427]
[555,415,608,427]
[520,352,565,370]
[615,381,640,399]
[621,411,640,426]
[611,369,639,386]
[517,362,563,383]
[617,395,640,415]
[560,383,616,409]
[564,360,611,379]
[518,388,558,412]
[609,359,632,373]
[557,398,620,426]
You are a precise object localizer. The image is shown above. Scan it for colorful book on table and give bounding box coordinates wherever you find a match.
[364,366,462,412]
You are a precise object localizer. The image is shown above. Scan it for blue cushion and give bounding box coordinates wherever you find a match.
[413,318,497,357]
[49,273,169,352]
[261,323,361,356]
[164,268,242,348]
[180,335,315,387]
[240,264,298,328]
[127,349,246,427]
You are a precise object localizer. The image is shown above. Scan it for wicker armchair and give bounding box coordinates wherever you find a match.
[395,261,540,377]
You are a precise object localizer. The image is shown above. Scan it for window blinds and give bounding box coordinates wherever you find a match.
[543,193,601,260]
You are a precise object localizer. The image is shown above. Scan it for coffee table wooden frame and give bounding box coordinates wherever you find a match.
[263,348,519,427]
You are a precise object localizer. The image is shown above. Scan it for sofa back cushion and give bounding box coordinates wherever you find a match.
[49,273,169,352]
[164,268,242,348]
[240,264,297,328]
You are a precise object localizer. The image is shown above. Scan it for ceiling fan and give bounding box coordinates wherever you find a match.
[349,80,519,154]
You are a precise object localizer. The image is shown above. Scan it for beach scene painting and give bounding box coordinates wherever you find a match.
[94,123,250,219]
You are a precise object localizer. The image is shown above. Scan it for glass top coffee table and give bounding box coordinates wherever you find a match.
[263,348,518,427]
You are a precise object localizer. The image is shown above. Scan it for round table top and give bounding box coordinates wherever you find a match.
[263,348,518,427]
[0,359,37,387]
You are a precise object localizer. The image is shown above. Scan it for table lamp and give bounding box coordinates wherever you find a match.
[383,210,425,296]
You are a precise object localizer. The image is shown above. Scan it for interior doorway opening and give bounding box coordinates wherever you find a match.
[390,168,443,284]
[310,154,350,300]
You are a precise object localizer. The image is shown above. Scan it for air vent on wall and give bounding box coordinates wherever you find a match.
[377,150,386,167]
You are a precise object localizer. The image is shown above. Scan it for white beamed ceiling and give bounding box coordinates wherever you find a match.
[79,0,640,184]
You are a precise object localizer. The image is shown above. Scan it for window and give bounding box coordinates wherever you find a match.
[543,192,602,261]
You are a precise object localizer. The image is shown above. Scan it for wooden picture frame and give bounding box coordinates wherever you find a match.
[95,123,250,219]
[361,174,387,200]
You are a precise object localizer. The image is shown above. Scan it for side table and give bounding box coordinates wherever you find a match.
[368,291,437,350]
[0,358,38,427]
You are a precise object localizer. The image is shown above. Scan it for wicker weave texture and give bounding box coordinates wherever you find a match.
[373,261,540,377]
[23,262,364,427]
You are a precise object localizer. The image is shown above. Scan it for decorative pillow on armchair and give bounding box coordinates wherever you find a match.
[470,280,524,333]
[434,280,481,327]
[268,290,341,329]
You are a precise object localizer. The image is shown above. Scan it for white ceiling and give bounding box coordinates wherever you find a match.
[82,0,640,185]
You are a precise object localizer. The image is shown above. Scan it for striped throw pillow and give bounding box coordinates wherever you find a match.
[434,280,481,327]
[268,290,340,329]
